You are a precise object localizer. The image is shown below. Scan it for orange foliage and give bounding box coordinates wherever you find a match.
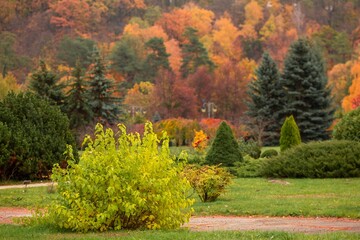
[123,23,168,42]
[192,130,209,152]
[164,39,182,76]
[211,14,241,62]
[328,62,352,109]
[244,0,263,26]
[342,61,360,112]
[124,81,155,111]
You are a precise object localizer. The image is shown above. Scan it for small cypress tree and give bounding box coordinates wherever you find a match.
[280,115,301,152]
[205,121,243,167]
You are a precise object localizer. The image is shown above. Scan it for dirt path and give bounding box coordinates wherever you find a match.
[0,207,359,233]
[0,182,53,190]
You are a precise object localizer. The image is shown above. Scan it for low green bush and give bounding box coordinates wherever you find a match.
[333,107,360,141]
[233,156,265,177]
[260,149,278,158]
[238,138,261,159]
[48,122,194,232]
[262,140,360,178]
[183,165,233,202]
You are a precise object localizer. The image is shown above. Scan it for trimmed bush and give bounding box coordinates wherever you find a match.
[0,92,76,180]
[260,149,278,158]
[262,140,360,178]
[333,107,360,141]
[183,165,233,202]
[205,121,243,167]
[48,122,193,232]
[233,156,265,178]
[238,138,261,159]
[280,115,301,152]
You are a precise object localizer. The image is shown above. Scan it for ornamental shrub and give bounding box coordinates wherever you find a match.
[260,149,278,158]
[205,121,243,167]
[0,92,76,180]
[262,140,360,178]
[238,138,261,159]
[183,165,233,202]
[48,122,194,232]
[333,107,360,141]
[280,115,301,152]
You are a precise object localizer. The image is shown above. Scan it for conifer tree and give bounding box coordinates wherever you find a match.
[280,115,301,152]
[277,38,334,142]
[180,27,215,78]
[29,60,65,107]
[65,61,93,129]
[88,47,120,124]
[205,121,243,167]
[143,37,171,82]
[246,52,282,146]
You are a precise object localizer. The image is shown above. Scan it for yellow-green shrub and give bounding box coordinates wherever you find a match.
[183,165,233,202]
[48,122,194,232]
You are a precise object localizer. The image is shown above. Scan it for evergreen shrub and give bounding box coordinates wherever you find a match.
[205,121,243,166]
[183,165,233,202]
[0,92,76,180]
[233,156,265,177]
[238,138,261,159]
[333,107,360,141]
[262,140,360,178]
[280,115,301,152]
[260,149,278,158]
[48,122,193,232]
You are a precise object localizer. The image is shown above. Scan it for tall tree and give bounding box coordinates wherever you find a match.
[65,61,93,129]
[29,60,65,107]
[277,38,334,142]
[246,52,282,146]
[88,47,120,124]
[180,27,215,78]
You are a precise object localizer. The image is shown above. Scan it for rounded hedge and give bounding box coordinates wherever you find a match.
[333,108,360,141]
[0,92,77,180]
[262,140,360,178]
[260,149,278,158]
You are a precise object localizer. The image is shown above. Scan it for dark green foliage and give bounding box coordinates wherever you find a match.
[29,60,65,106]
[64,61,93,129]
[0,92,77,180]
[280,115,301,152]
[278,38,334,142]
[110,36,143,88]
[238,138,261,159]
[262,140,360,178]
[142,37,171,82]
[57,36,95,68]
[205,121,243,167]
[88,47,120,124]
[180,27,215,78]
[246,52,282,145]
[333,107,360,141]
[260,149,278,158]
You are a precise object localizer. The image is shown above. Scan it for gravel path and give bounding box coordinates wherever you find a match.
[0,207,359,233]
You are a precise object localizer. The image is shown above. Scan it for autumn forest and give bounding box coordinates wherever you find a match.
[1,0,360,145]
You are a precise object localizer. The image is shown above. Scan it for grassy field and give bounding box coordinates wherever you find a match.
[1,178,359,219]
[0,225,359,240]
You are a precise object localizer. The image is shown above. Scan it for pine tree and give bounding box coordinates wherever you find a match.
[246,52,282,146]
[180,27,215,78]
[88,47,120,124]
[29,60,65,106]
[280,115,301,152]
[143,37,171,82]
[277,38,334,142]
[65,61,93,129]
[205,121,243,167]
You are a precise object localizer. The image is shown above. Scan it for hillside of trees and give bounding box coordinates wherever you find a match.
[1,0,360,144]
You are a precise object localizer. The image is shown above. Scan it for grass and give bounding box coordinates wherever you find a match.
[0,185,57,208]
[192,178,360,218]
[0,225,359,240]
[1,178,359,219]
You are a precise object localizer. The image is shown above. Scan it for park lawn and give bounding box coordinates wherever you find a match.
[193,178,360,218]
[0,225,359,240]
[0,178,359,218]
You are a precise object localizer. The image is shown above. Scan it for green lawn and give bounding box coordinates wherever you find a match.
[1,178,359,219]
[0,225,359,240]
